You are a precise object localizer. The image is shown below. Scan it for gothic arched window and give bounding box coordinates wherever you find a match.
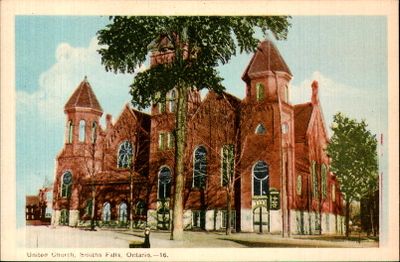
[102,202,111,222]
[158,167,171,199]
[118,141,133,168]
[221,145,235,186]
[79,120,86,142]
[321,164,327,199]
[253,161,269,196]
[119,202,127,223]
[255,123,266,134]
[310,161,318,198]
[61,171,72,198]
[91,121,97,143]
[193,146,207,188]
[67,120,73,143]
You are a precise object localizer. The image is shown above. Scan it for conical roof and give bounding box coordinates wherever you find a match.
[64,77,103,112]
[242,39,292,81]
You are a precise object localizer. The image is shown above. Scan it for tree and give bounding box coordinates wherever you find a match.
[326,112,378,237]
[97,16,291,240]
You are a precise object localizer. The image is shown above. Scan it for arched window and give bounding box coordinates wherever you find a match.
[221,145,235,186]
[102,202,111,222]
[91,122,97,143]
[119,202,128,223]
[255,123,266,134]
[158,167,171,199]
[61,171,72,198]
[135,200,146,216]
[296,175,302,195]
[321,164,327,199]
[193,146,207,188]
[256,82,264,101]
[118,141,133,168]
[253,161,269,196]
[310,161,318,198]
[169,90,176,112]
[67,120,73,143]
[79,120,86,142]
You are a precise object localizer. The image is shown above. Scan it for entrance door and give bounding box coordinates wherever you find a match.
[253,206,269,233]
[60,209,69,225]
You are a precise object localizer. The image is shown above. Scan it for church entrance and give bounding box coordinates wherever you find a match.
[253,205,269,233]
[60,209,69,225]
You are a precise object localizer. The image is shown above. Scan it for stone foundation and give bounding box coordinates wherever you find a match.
[52,210,61,226]
[69,210,79,227]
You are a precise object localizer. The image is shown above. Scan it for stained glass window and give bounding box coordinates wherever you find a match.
[158,167,171,199]
[61,171,72,198]
[118,141,133,168]
[253,161,269,196]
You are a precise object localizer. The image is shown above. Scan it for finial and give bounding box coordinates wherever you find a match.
[311,80,319,105]
[84,75,88,82]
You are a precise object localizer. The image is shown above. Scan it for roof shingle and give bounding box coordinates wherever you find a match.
[242,39,292,81]
[64,77,103,112]
[294,102,313,143]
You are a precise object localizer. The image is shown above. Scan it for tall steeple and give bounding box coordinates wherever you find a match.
[63,77,103,145]
[242,39,292,103]
[64,76,103,114]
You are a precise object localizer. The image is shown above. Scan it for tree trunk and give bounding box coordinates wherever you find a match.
[370,202,375,236]
[170,87,188,241]
[345,200,351,238]
[130,175,134,230]
[90,186,96,230]
[226,188,232,235]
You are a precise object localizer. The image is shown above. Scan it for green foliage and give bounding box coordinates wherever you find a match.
[327,113,379,203]
[97,16,291,109]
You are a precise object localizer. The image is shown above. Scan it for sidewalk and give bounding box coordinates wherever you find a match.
[23,226,378,248]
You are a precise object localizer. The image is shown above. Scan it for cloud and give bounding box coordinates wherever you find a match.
[17,37,137,124]
[290,71,387,136]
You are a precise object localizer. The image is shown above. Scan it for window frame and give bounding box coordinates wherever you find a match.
[79,120,86,142]
[117,140,133,169]
[252,161,269,197]
[221,144,235,187]
[158,166,172,200]
[193,146,207,189]
[255,82,265,101]
[61,171,72,198]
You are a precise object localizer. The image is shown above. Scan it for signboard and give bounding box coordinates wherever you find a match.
[269,191,280,210]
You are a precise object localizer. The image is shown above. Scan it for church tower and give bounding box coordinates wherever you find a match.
[52,77,103,226]
[239,39,295,236]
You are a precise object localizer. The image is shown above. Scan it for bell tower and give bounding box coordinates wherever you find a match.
[242,39,292,103]
[53,77,103,227]
[239,39,295,236]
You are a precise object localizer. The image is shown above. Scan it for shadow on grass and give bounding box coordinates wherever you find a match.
[293,235,379,243]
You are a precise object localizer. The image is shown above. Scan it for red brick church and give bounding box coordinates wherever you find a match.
[51,39,344,235]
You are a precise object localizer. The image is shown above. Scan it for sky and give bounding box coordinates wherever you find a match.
[15,16,388,228]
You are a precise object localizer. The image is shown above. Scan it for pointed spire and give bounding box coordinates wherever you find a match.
[64,76,103,113]
[311,80,319,105]
[242,39,292,82]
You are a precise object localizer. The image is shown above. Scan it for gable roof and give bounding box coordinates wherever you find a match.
[64,77,103,112]
[242,39,292,81]
[294,102,313,143]
[26,195,39,206]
